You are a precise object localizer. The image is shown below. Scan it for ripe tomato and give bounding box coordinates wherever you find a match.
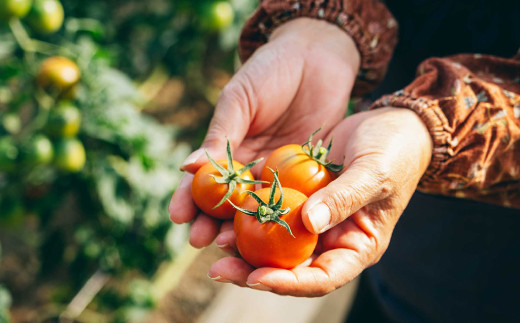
[53,137,85,172]
[233,185,318,269]
[191,140,264,220]
[192,160,256,220]
[0,0,32,20]
[37,56,80,96]
[261,130,343,197]
[45,102,81,137]
[26,0,64,34]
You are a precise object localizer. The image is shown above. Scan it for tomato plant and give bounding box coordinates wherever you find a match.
[261,129,344,197]
[36,56,80,96]
[191,140,264,219]
[26,0,64,34]
[201,1,234,32]
[21,134,54,166]
[232,170,318,269]
[0,137,18,172]
[45,101,81,137]
[0,0,32,20]
[53,137,85,172]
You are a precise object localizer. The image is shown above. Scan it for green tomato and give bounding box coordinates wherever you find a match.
[26,0,64,34]
[46,102,81,137]
[203,1,234,32]
[0,137,18,172]
[0,0,32,20]
[0,113,21,135]
[53,137,85,172]
[21,134,54,166]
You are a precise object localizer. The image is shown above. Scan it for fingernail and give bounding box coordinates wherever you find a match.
[216,242,228,249]
[246,282,272,291]
[207,273,231,283]
[307,203,331,233]
[181,149,205,170]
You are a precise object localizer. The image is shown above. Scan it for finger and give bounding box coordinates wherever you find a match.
[189,214,220,248]
[246,248,365,297]
[215,230,237,255]
[208,256,254,286]
[169,174,197,224]
[302,159,390,234]
[180,81,253,173]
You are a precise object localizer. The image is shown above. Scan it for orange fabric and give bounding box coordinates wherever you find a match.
[239,0,398,96]
[372,54,520,208]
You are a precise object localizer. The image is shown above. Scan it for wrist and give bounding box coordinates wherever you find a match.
[269,18,360,77]
[379,107,433,174]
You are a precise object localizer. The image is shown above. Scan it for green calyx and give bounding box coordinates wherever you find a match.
[207,139,265,209]
[301,128,344,173]
[228,169,295,238]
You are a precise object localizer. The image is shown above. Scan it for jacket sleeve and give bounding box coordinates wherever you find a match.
[372,53,520,209]
[238,0,398,96]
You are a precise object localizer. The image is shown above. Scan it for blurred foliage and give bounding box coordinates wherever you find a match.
[0,0,256,321]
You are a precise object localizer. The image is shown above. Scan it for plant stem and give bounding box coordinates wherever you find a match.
[59,269,110,322]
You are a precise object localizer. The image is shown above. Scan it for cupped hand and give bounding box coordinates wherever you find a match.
[208,107,433,296]
[169,17,360,248]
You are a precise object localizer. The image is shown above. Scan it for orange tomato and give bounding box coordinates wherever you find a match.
[261,144,336,197]
[192,160,256,220]
[234,187,318,269]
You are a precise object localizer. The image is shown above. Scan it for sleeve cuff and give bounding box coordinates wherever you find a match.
[239,0,398,96]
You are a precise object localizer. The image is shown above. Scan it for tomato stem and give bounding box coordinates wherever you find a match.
[301,128,344,173]
[228,169,294,237]
[206,139,266,209]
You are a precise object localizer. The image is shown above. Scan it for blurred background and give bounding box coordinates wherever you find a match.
[0,0,262,322]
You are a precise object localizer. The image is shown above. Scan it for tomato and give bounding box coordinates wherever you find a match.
[0,113,21,135]
[0,137,18,172]
[26,0,63,34]
[21,134,53,165]
[37,56,80,96]
[261,144,333,197]
[202,1,234,32]
[192,160,257,220]
[191,140,264,219]
[53,138,85,172]
[0,0,32,20]
[45,102,81,137]
[233,176,318,269]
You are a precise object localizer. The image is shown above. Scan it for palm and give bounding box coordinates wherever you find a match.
[209,109,432,296]
[231,39,355,174]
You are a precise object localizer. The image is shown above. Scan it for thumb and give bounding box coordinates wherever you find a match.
[302,160,390,234]
[180,82,253,173]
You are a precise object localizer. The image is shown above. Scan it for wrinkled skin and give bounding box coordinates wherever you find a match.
[169,18,432,296]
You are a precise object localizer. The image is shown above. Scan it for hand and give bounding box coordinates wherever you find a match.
[169,18,360,248]
[208,107,433,296]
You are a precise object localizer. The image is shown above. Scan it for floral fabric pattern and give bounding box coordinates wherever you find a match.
[239,0,398,96]
[372,54,520,208]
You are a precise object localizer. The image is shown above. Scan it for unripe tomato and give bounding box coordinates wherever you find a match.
[37,56,80,96]
[53,137,85,172]
[0,137,18,172]
[192,160,256,220]
[0,113,21,135]
[202,1,234,31]
[234,187,318,269]
[261,144,336,197]
[45,102,81,137]
[21,134,53,166]
[26,0,63,34]
[0,0,32,20]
